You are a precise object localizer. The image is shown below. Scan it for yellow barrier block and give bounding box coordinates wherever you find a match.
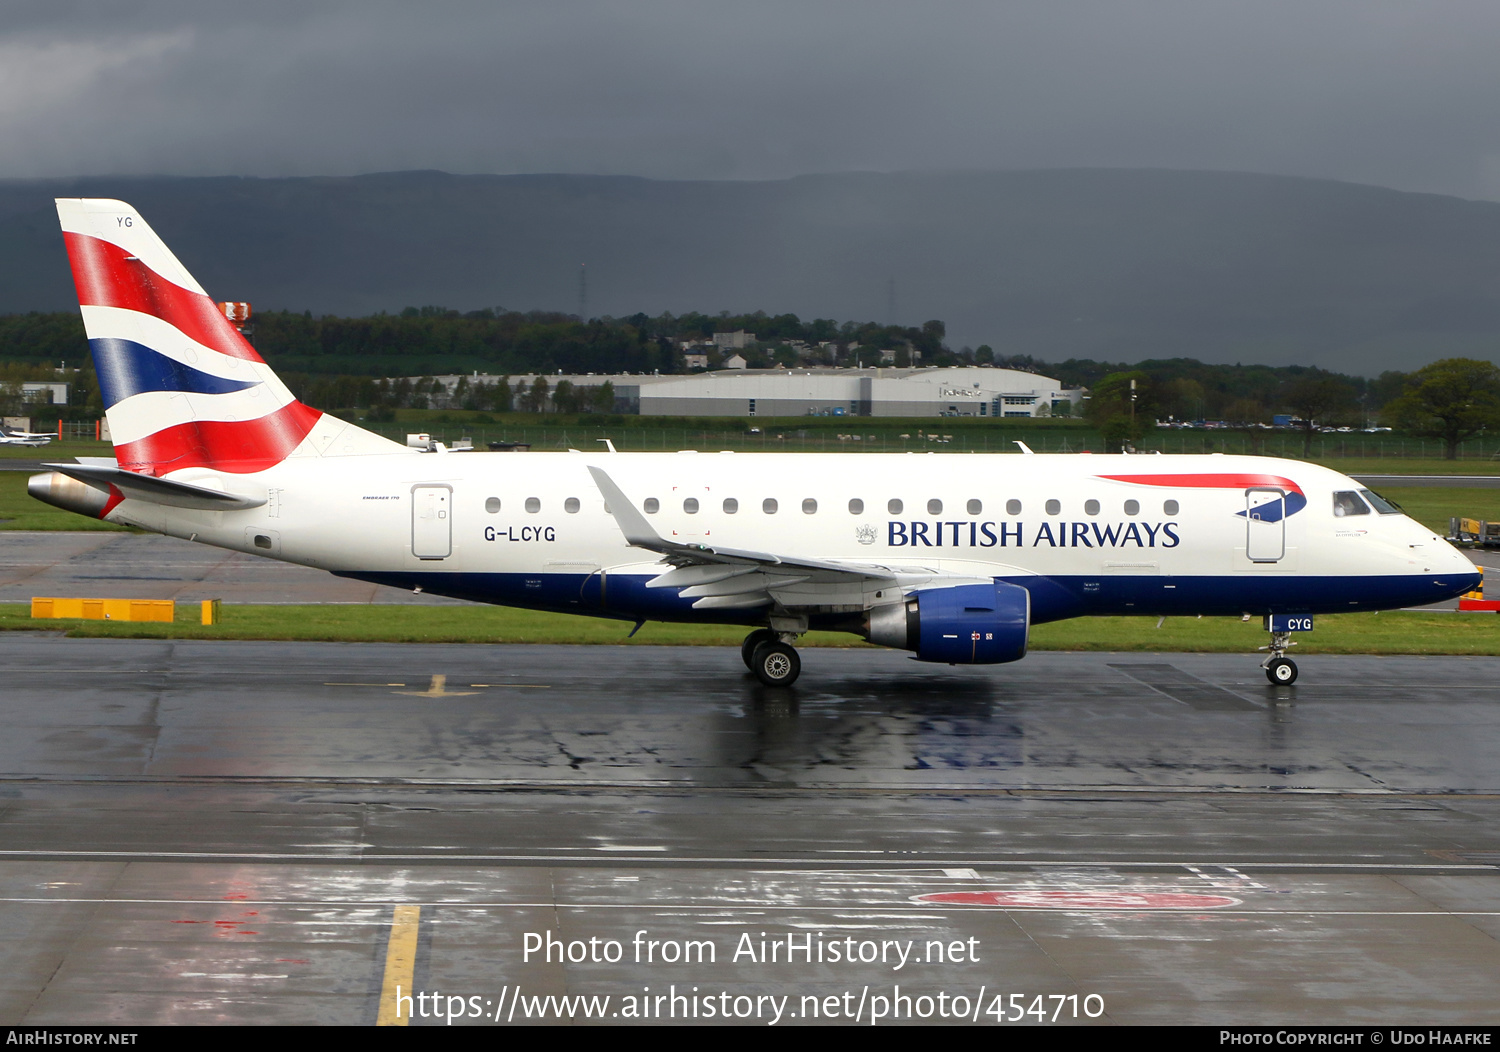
[201,599,220,625]
[1463,568,1486,601]
[31,598,175,622]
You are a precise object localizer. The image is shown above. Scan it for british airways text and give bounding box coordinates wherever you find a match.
[886,521,1181,548]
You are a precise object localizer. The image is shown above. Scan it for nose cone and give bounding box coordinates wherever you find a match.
[1434,538,1483,598]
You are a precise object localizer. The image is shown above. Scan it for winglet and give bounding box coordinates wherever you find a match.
[1014,441,1035,455]
[588,466,663,548]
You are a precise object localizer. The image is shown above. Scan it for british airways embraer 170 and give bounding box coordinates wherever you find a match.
[30,198,1480,687]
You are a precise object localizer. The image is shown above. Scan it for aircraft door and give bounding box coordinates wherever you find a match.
[412,484,452,559]
[1245,487,1285,563]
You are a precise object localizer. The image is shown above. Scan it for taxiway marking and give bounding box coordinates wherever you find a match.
[395,674,479,698]
[375,904,421,1026]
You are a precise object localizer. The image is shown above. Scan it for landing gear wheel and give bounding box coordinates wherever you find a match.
[1266,657,1298,685]
[741,629,778,671]
[750,640,801,687]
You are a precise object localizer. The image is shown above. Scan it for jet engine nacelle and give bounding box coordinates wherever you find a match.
[864,581,1030,664]
[27,471,111,518]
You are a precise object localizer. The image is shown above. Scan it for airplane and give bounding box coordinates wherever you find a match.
[0,422,53,447]
[29,198,1482,688]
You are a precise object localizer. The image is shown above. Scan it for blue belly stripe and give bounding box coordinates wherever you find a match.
[333,569,1481,629]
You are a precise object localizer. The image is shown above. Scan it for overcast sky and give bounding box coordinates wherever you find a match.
[6,0,1500,199]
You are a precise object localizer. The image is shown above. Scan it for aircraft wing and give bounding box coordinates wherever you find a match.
[588,465,984,612]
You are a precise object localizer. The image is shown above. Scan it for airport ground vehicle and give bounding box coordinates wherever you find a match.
[30,198,1481,686]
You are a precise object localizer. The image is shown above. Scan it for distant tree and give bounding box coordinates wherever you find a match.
[494,377,514,413]
[1160,377,1206,422]
[461,380,490,411]
[590,380,616,413]
[1222,397,1268,426]
[974,345,995,366]
[552,379,578,413]
[1367,370,1410,414]
[1280,374,1359,457]
[521,376,550,413]
[1383,358,1500,459]
[1086,371,1155,451]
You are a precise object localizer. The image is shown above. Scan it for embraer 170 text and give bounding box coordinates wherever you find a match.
[31,199,1480,687]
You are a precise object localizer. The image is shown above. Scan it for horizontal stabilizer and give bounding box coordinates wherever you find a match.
[44,463,266,510]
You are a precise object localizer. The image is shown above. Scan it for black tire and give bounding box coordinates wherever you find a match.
[751,640,801,687]
[1266,657,1298,685]
[741,629,778,670]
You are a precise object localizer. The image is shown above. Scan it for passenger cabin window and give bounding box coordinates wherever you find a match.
[1084,499,1100,516]
[723,498,738,514]
[888,499,903,514]
[1124,499,1139,516]
[848,498,864,514]
[1006,499,1021,515]
[1045,499,1061,516]
[802,498,817,514]
[564,497,580,514]
[684,497,699,514]
[763,498,778,514]
[644,498,659,514]
[967,499,982,515]
[928,499,943,515]
[1360,489,1402,514]
[485,497,501,514]
[1333,491,1371,517]
[525,497,541,514]
[1164,500,1179,515]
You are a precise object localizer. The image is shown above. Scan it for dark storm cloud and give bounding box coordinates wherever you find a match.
[5,0,1500,198]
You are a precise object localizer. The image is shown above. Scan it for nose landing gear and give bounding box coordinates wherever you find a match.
[1259,627,1298,685]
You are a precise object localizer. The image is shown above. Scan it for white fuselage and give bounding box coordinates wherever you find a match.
[101,449,1477,628]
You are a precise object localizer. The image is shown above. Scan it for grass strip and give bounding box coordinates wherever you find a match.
[2,603,1496,654]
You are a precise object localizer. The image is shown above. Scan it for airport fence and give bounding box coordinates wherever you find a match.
[356,422,1500,460]
[41,418,1500,460]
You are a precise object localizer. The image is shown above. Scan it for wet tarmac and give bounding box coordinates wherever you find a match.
[0,531,469,605]
[0,635,1498,1025]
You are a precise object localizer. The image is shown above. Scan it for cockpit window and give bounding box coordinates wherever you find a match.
[1359,488,1402,515]
[1332,491,1370,517]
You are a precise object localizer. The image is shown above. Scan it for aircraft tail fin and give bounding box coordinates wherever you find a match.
[56,198,401,475]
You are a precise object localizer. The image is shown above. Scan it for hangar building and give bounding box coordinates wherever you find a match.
[435,367,1078,418]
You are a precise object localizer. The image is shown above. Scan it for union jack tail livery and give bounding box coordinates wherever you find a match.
[56,198,394,476]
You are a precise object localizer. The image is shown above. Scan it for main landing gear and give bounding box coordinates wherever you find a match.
[742,628,802,687]
[1260,629,1298,685]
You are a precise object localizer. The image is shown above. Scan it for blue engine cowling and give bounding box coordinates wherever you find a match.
[864,581,1030,664]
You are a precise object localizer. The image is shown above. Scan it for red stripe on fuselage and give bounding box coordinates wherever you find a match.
[113,401,322,475]
[62,233,264,363]
[1098,473,1304,496]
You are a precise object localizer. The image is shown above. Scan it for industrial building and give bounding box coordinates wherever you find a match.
[434,367,1079,418]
